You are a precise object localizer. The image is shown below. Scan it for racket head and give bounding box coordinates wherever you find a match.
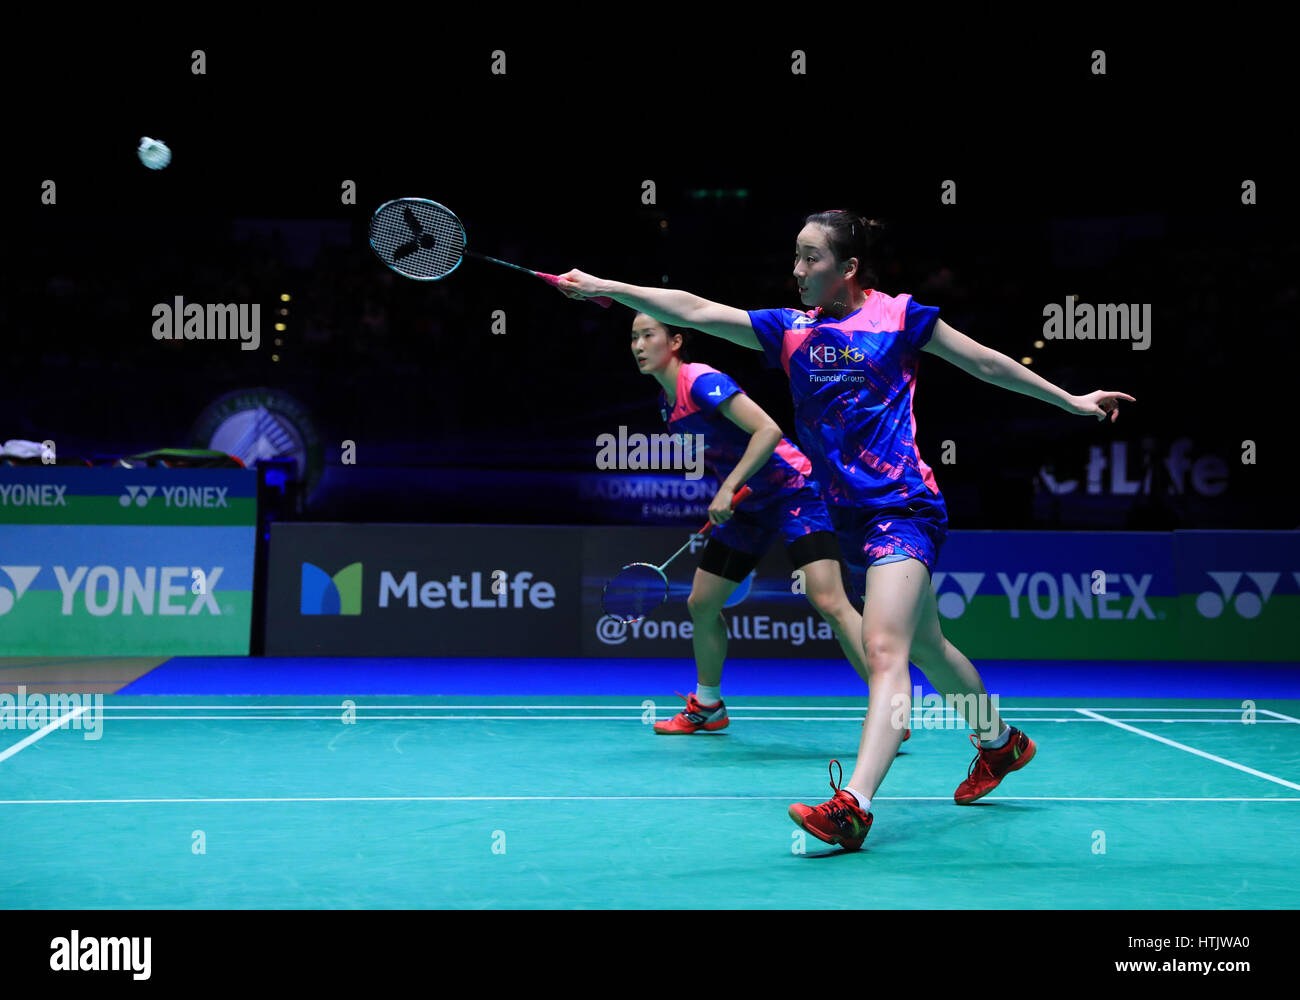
[600,562,670,623]
[369,197,467,280]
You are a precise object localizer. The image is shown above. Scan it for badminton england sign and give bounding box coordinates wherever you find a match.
[0,467,255,655]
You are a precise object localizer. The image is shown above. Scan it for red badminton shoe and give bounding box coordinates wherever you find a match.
[954,728,1036,804]
[788,760,873,851]
[653,691,729,734]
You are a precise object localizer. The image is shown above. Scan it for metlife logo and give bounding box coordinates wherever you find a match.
[378,569,555,610]
[298,561,557,616]
[267,524,580,655]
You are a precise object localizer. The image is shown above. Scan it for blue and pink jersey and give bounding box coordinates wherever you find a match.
[660,362,816,506]
[747,291,945,512]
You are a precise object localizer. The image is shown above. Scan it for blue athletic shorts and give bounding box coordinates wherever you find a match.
[830,496,949,598]
[702,485,840,582]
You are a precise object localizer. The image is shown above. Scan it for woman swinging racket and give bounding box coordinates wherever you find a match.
[558,210,1134,849]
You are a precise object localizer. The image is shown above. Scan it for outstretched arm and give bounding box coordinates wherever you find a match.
[555,269,761,350]
[922,319,1136,421]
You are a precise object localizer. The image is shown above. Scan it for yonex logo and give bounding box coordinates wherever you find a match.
[0,565,40,615]
[708,386,723,397]
[0,484,67,507]
[1195,572,1279,619]
[119,485,229,509]
[931,572,984,618]
[12,566,224,616]
[933,571,1156,620]
[301,562,363,616]
[121,486,157,507]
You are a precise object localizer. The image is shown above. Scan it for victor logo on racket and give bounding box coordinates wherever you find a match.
[369,198,613,306]
[600,485,752,623]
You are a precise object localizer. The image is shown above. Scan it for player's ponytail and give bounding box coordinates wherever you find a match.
[667,323,693,363]
[634,312,693,362]
[804,209,884,289]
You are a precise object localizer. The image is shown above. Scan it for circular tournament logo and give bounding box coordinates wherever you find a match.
[190,388,324,498]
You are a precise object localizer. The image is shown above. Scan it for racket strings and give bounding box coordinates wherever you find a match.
[601,563,669,622]
[370,201,465,278]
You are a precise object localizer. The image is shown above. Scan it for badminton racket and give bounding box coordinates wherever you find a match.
[369,197,613,306]
[601,485,753,623]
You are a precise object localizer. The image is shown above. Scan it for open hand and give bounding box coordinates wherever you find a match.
[1068,390,1137,422]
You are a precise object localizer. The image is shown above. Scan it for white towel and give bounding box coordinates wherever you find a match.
[2,439,55,460]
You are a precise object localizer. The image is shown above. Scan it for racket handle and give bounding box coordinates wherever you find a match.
[536,272,614,308]
[696,484,754,536]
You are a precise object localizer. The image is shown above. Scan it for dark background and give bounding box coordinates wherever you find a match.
[5,30,1296,529]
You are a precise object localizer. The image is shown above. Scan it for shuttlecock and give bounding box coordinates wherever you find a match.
[138,137,172,170]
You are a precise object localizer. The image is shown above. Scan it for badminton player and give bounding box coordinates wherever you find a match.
[557,211,1134,848]
[628,310,887,736]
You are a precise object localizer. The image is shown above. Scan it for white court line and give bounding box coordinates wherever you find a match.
[0,795,1297,806]
[79,704,1287,712]
[79,715,1298,723]
[1261,708,1300,724]
[0,705,91,764]
[1075,709,1300,791]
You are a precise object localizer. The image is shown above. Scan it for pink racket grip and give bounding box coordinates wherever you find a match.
[695,485,754,536]
[536,272,614,308]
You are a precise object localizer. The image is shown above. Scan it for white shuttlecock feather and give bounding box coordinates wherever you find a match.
[138,137,172,170]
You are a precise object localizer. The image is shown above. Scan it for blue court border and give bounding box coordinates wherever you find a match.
[121,657,1300,698]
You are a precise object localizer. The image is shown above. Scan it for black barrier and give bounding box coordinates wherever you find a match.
[265,522,847,658]
[265,524,583,656]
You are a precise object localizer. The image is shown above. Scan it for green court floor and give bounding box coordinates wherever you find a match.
[2,696,1298,909]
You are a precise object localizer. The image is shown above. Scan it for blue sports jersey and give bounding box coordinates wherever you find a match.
[747,292,945,510]
[659,362,815,506]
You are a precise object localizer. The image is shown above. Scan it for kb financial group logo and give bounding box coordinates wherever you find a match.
[807,340,868,385]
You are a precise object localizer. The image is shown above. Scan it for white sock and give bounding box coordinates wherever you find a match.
[848,788,871,812]
[979,725,1011,750]
[695,684,722,707]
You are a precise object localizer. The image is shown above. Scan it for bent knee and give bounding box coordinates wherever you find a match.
[686,592,727,620]
[806,587,850,620]
[863,633,910,672]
